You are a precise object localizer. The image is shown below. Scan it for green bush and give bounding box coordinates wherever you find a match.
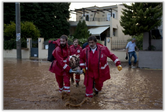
[4,38,27,50]
[4,21,40,40]
[4,22,16,40]
[68,35,87,47]
[4,21,40,50]
[21,21,40,40]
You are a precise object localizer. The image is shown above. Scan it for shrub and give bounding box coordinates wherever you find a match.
[4,21,40,40]
[4,38,27,50]
[21,21,40,40]
[4,21,40,50]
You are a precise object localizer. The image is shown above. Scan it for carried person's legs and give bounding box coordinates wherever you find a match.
[75,74,80,87]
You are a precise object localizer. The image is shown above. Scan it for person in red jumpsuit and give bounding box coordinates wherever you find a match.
[69,39,82,87]
[79,36,122,98]
[49,35,72,94]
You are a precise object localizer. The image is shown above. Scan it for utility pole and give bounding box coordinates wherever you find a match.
[15,2,22,59]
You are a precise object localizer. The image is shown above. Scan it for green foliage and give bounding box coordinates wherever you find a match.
[120,3,162,36]
[20,3,70,40]
[73,20,91,39]
[4,3,15,24]
[4,21,40,40]
[21,21,40,40]
[68,35,87,47]
[4,38,27,50]
[4,3,70,40]
[77,38,88,47]
[4,22,16,40]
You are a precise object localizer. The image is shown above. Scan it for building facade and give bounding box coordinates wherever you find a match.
[69,4,131,47]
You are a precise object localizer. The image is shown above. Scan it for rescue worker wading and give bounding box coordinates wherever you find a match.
[49,35,72,94]
[69,39,82,87]
[79,36,122,98]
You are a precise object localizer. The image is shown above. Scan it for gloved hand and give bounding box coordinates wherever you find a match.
[69,69,73,73]
[82,68,86,74]
[117,65,122,71]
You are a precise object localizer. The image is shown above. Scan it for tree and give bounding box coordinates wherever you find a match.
[74,20,91,39]
[21,3,70,40]
[120,3,162,50]
[4,3,70,40]
[73,20,91,46]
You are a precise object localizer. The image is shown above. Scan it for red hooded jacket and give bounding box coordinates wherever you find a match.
[49,44,71,75]
[79,45,121,86]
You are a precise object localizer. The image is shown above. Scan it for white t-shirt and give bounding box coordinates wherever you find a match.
[91,47,97,54]
[126,41,136,52]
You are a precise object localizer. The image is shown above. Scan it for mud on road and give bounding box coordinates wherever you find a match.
[3,59,162,109]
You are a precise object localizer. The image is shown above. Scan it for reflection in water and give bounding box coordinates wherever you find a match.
[4,59,162,109]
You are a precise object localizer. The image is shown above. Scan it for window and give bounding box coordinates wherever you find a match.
[113,14,115,18]
[85,14,89,21]
[107,13,111,21]
[112,12,116,18]
[113,28,117,36]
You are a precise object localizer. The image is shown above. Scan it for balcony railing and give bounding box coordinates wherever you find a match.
[77,17,110,22]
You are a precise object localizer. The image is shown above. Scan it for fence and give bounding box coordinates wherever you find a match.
[111,40,128,50]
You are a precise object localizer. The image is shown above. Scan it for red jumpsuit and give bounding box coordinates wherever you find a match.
[49,44,71,93]
[69,45,82,83]
[79,45,121,97]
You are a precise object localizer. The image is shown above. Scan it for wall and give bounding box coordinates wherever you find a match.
[38,38,48,59]
[143,32,163,51]
[107,51,139,62]
[4,38,133,63]
[151,39,162,51]
[138,51,162,69]
[3,38,31,59]
[3,49,30,59]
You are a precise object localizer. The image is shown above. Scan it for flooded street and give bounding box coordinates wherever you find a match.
[3,59,162,109]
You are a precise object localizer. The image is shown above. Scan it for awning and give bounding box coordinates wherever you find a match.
[88,26,109,36]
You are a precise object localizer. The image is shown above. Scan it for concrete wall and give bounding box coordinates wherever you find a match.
[4,38,131,62]
[3,49,30,59]
[107,51,139,62]
[3,38,48,59]
[138,51,162,69]
[38,38,48,59]
[143,32,163,51]
[151,39,162,51]
[3,38,31,59]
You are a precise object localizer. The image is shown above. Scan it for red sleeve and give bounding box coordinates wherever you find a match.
[55,47,71,72]
[69,46,73,55]
[53,39,60,46]
[104,47,121,66]
[79,48,86,69]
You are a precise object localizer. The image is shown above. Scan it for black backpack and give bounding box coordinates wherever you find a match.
[47,41,56,62]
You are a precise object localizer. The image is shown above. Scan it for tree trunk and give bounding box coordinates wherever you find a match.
[148,30,151,51]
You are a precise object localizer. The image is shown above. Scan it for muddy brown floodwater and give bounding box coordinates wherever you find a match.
[3,59,162,110]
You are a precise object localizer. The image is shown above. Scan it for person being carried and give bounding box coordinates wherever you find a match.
[69,39,82,87]
[79,36,122,99]
[126,38,139,68]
